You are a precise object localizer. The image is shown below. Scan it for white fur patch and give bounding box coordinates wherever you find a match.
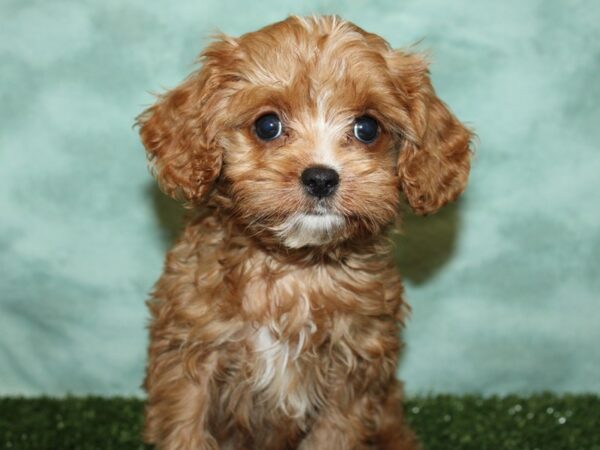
[253,326,290,390]
[312,112,344,171]
[276,213,345,248]
[252,320,317,418]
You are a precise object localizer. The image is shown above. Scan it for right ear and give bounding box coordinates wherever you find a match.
[388,50,473,215]
[136,38,236,202]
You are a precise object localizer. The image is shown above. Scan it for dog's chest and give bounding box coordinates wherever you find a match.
[241,266,328,419]
[249,320,322,420]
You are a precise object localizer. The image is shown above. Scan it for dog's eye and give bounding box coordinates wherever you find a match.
[353,116,379,144]
[255,113,283,141]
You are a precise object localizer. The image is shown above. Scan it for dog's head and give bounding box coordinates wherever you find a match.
[137,16,472,248]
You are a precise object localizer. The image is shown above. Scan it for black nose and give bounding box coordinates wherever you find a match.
[301,166,339,198]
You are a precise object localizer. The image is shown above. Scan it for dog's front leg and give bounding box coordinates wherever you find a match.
[144,345,220,450]
[298,390,420,450]
[298,412,367,450]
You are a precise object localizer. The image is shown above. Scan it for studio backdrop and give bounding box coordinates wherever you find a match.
[0,0,599,396]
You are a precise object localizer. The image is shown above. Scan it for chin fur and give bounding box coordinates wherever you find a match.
[274,213,346,248]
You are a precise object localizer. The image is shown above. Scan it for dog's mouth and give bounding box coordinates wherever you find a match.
[308,199,336,216]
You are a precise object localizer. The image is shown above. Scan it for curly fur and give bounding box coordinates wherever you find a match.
[136,15,472,450]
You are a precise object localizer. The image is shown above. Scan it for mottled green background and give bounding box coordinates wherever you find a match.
[1,0,599,396]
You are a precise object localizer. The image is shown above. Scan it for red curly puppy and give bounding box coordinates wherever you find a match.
[137,15,471,450]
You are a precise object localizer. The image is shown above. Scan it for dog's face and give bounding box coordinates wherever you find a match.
[138,16,471,248]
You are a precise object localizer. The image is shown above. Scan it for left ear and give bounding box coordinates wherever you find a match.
[390,51,473,215]
[136,37,236,203]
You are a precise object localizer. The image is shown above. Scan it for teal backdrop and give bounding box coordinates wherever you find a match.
[1,0,599,396]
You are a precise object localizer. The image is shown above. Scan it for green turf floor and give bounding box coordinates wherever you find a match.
[1,394,598,450]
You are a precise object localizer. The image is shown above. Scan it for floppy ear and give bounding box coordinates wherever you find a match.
[136,38,236,203]
[391,52,473,215]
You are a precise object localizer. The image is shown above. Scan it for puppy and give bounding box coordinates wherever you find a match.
[137,15,471,450]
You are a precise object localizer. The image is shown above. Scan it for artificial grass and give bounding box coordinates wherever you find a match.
[1,394,599,450]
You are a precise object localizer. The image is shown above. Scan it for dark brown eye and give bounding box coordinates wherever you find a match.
[353,116,379,143]
[255,113,282,141]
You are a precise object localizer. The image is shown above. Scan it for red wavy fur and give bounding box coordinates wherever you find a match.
[136,15,472,450]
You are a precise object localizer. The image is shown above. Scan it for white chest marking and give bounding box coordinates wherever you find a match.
[252,321,317,418]
[253,326,291,390]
